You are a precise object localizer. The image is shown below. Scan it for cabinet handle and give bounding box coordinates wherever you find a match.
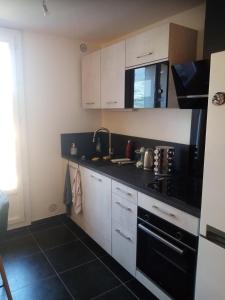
[115,201,132,212]
[115,187,132,197]
[136,51,153,59]
[152,205,176,218]
[106,101,118,104]
[90,174,102,182]
[115,228,132,241]
[85,102,95,105]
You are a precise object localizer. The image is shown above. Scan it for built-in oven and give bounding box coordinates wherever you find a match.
[137,207,198,300]
[125,61,168,109]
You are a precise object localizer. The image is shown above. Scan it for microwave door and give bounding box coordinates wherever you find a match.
[133,65,157,108]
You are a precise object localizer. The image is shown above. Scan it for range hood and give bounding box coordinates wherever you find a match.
[171,60,210,109]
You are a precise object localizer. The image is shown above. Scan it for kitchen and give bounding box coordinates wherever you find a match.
[0,1,225,300]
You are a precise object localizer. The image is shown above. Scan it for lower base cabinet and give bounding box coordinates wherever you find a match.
[81,166,112,255]
[111,181,137,276]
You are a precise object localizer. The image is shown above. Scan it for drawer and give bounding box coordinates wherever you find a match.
[112,180,137,204]
[112,193,137,232]
[138,192,199,236]
[112,222,136,276]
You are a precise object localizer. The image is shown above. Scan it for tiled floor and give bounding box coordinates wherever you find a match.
[0,215,157,300]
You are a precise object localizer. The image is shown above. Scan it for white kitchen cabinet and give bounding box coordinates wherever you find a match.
[101,41,125,109]
[195,237,225,300]
[111,181,137,276]
[81,50,101,109]
[126,23,197,69]
[82,167,112,254]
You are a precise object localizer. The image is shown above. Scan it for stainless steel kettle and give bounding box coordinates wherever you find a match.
[143,148,154,170]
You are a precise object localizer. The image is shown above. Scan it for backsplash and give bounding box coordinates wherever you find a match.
[61,132,191,175]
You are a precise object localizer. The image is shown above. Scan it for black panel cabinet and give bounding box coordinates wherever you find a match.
[204,0,225,58]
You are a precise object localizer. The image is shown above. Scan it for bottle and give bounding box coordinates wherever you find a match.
[125,140,133,159]
[70,143,77,156]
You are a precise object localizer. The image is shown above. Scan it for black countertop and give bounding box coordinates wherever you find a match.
[63,155,201,217]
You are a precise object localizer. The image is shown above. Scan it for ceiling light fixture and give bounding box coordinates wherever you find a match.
[42,0,49,16]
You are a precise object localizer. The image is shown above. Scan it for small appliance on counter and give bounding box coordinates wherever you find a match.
[153,146,175,176]
[143,148,154,171]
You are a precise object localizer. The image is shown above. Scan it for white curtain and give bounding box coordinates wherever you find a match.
[0,40,17,191]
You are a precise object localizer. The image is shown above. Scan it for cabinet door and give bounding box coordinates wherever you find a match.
[101,41,125,109]
[82,50,101,108]
[82,168,112,254]
[200,51,225,236]
[126,24,169,68]
[195,237,225,300]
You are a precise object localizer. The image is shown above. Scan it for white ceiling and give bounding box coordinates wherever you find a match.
[0,0,203,43]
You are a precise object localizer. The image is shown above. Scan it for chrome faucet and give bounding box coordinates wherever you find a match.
[92,127,112,159]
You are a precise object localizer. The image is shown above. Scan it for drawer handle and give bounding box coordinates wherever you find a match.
[136,51,153,59]
[115,228,132,241]
[85,102,95,105]
[106,101,118,104]
[116,187,132,197]
[91,174,102,182]
[115,201,132,212]
[152,205,176,218]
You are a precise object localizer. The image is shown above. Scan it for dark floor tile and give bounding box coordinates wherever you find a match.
[32,225,76,250]
[12,276,72,300]
[30,215,63,232]
[100,255,133,282]
[62,218,87,239]
[0,226,30,245]
[60,259,120,300]
[82,235,108,258]
[45,240,96,272]
[125,279,158,300]
[94,285,137,300]
[0,235,40,260]
[4,252,55,292]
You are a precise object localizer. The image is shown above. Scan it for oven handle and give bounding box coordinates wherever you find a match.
[138,223,184,255]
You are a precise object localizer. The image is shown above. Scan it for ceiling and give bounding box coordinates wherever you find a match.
[0,0,203,43]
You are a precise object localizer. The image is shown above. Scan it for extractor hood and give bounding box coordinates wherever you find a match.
[171,60,210,109]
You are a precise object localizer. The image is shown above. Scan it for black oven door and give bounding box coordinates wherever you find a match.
[137,219,196,300]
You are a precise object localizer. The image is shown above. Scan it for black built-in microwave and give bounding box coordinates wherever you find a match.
[125,61,169,109]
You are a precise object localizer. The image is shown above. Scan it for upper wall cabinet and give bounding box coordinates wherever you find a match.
[82,50,101,109]
[101,41,125,109]
[126,23,197,69]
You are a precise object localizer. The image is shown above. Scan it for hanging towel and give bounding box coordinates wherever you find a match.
[72,168,82,215]
[0,191,9,239]
[63,164,72,215]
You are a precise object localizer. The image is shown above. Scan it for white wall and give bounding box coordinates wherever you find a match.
[101,4,206,144]
[23,32,101,221]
